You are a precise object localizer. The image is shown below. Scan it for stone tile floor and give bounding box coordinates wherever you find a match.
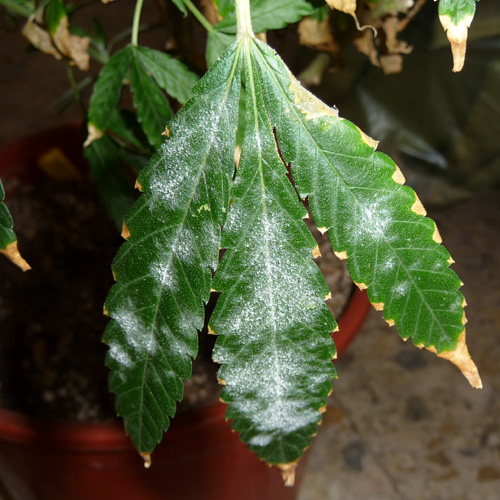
[1,10,500,500]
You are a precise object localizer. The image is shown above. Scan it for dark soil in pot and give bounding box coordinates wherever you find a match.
[0,167,220,423]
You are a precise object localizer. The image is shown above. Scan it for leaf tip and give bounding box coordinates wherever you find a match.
[135,179,143,192]
[121,221,131,240]
[334,250,348,260]
[411,194,427,216]
[357,126,378,149]
[432,223,443,244]
[312,245,321,258]
[439,13,474,72]
[0,242,31,271]
[429,331,482,389]
[84,123,103,147]
[354,281,368,291]
[372,301,384,311]
[392,165,406,185]
[278,462,297,487]
[140,452,152,468]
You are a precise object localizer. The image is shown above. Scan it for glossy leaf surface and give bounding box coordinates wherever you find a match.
[0,178,29,270]
[210,38,337,468]
[247,39,476,378]
[103,43,242,453]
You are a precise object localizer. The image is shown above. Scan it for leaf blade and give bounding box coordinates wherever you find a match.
[86,46,132,142]
[216,0,315,34]
[133,46,200,104]
[210,39,337,472]
[438,0,478,72]
[248,39,479,385]
[0,178,30,271]
[104,42,243,453]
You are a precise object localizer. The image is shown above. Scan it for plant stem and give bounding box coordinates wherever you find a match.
[131,0,145,46]
[66,62,86,116]
[235,0,254,40]
[182,0,215,33]
[0,0,32,17]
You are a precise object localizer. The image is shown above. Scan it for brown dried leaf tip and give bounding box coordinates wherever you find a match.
[420,331,483,389]
[278,461,298,487]
[0,242,31,272]
[140,452,152,469]
[439,13,474,72]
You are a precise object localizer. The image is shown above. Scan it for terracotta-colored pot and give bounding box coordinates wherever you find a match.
[0,124,371,500]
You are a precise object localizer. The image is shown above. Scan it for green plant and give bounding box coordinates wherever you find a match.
[0,0,482,486]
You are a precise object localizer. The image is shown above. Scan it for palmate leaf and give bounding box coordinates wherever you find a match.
[209,39,336,478]
[0,178,30,271]
[104,4,481,479]
[129,50,173,149]
[215,0,315,34]
[86,46,199,144]
[103,43,242,454]
[437,0,479,72]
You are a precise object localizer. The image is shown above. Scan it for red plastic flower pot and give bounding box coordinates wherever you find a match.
[0,124,371,500]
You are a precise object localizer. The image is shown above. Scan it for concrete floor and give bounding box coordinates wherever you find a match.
[1,6,500,500]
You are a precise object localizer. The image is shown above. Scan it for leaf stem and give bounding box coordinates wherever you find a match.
[182,0,215,34]
[235,0,254,40]
[131,0,145,46]
[0,0,32,17]
[66,62,86,116]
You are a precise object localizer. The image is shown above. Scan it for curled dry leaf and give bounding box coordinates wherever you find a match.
[325,0,376,34]
[298,16,336,52]
[22,14,90,71]
[325,0,356,16]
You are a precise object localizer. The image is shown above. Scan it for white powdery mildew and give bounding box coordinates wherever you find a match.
[108,341,133,368]
[225,345,323,440]
[358,199,391,241]
[150,257,176,290]
[171,227,196,263]
[219,211,331,444]
[112,305,156,355]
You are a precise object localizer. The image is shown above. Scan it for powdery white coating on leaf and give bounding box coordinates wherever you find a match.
[108,341,133,368]
[111,305,156,355]
[149,258,176,290]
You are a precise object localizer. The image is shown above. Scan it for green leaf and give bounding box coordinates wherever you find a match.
[249,39,468,355]
[133,46,199,104]
[130,48,173,149]
[213,0,234,17]
[0,178,16,250]
[45,0,65,34]
[209,39,336,469]
[171,0,187,16]
[206,29,236,68]
[87,47,132,137]
[103,42,242,453]
[83,134,138,230]
[438,0,477,24]
[0,178,30,271]
[438,0,478,71]
[215,0,315,34]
